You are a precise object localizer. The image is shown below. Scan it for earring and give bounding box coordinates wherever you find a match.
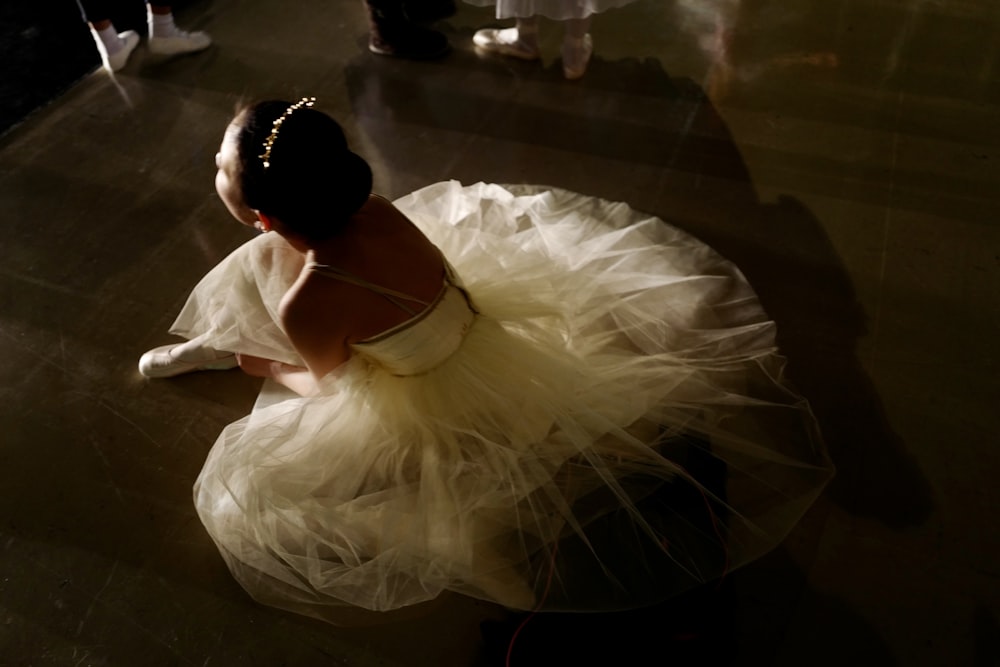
[254,220,271,233]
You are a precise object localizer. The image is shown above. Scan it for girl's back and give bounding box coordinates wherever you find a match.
[279,196,446,374]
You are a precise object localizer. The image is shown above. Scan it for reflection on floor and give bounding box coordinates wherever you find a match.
[1,0,997,665]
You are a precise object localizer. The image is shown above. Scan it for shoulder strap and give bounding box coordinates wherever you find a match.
[308,263,433,316]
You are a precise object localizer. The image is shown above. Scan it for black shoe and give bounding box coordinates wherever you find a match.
[366,0,451,59]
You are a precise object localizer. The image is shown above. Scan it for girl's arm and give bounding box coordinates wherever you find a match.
[269,361,322,396]
[234,271,352,396]
[276,280,353,391]
[235,354,323,397]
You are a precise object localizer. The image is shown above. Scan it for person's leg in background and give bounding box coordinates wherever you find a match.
[561,14,592,80]
[77,0,140,73]
[473,15,540,61]
[364,0,451,59]
[403,0,456,23]
[76,0,211,74]
[470,1,600,80]
[146,3,211,56]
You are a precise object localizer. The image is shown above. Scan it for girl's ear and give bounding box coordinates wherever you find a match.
[255,210,275,232]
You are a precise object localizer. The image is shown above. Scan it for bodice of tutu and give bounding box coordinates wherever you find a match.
[353,282,477,376]
[308,260,478,377]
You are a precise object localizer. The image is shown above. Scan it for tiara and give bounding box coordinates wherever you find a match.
[259,97,316,169]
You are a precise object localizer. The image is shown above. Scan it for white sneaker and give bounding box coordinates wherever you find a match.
[95,29,140,73]
[148,29,212,56]
[473,28,540,60]
[562,34,592,80]
[138,343,236,378]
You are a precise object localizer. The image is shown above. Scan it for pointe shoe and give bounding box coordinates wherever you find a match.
[473,27,540,60]
[138,343,237,378]
[561,33,593,80]
[94,29,140,73]
[148,29,212,56]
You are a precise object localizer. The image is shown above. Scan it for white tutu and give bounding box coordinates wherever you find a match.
[464,0,636,20]
[173,182,832,622]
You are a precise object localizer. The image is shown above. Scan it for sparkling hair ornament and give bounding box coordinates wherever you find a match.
[258,97,316,169]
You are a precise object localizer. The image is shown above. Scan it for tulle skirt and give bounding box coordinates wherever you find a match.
[176,182,833,622]
[464,0,637,20]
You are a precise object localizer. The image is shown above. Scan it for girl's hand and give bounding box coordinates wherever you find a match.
[236,354,318,396]
[235,353,277,378]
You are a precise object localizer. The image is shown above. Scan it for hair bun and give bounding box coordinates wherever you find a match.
[236,100,373,241]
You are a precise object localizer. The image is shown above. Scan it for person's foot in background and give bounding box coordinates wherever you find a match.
[365,0,451,59]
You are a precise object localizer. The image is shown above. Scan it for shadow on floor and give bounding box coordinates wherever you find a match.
[480,582,738,667]
[480,546,898,666]
[343,39,934,530]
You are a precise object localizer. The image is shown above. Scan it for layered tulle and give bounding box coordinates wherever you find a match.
[464,0,637,20]
[175,182,833,622]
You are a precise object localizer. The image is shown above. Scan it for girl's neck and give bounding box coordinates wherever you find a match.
[283,195,381,259]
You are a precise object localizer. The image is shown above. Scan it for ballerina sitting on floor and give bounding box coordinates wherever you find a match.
[138,97,833,623]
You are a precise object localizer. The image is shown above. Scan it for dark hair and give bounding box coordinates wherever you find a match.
[233,100,373,241]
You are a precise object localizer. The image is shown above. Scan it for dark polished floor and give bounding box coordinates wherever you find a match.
[1,0,998,665]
